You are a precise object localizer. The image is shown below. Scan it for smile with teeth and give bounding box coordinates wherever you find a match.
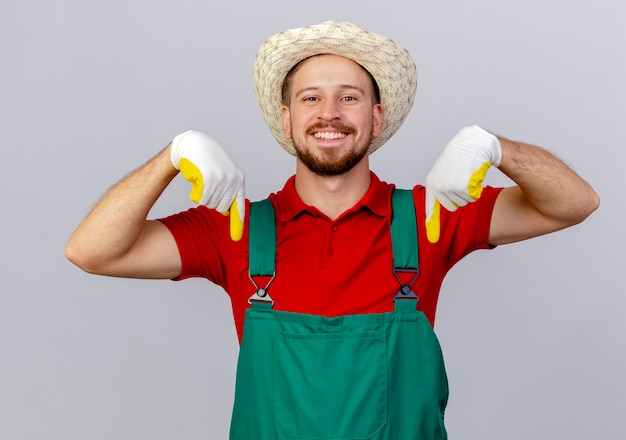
[313,131,348,140]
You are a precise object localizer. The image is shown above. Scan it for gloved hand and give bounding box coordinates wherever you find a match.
[425,125,502,243]
[170,130,245,241]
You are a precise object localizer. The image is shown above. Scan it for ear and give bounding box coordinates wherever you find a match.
[281,105,292,139]
[371,103,383,138]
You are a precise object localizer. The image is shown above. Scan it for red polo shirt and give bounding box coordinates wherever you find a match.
[159,172,502,342]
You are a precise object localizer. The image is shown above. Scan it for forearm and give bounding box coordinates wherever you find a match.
[496,136,599,226]
[66,144,179,273]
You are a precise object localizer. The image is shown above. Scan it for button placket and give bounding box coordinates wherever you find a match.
[321,222,339,265]
[328,224,337,256]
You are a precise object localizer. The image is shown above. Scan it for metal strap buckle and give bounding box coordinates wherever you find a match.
[247,272,276,305]
[393,267,419,301]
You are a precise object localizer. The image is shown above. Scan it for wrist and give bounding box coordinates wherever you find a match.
[494,136,521,171]
[161,143,181,177]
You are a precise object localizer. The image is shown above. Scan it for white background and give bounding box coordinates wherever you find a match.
[1,1,624,439]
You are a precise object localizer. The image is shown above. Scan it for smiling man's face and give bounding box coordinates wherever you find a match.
[281,54,383,176]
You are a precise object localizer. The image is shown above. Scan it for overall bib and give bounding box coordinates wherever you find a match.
[229,190,449,440]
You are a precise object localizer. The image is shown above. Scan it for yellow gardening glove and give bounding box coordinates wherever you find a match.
[170,130,245,241]
[425,125,502,243]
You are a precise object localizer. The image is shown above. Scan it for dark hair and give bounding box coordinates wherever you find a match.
[281,54,381,106]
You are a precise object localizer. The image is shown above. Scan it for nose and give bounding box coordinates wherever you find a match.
[319,99,340,121]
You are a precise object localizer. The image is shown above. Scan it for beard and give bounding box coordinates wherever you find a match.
[292,123,374,176]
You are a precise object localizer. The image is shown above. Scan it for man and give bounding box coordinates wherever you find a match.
[66,21,599,439]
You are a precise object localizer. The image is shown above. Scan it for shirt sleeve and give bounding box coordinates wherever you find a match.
[157,206,235,285]
[413,185,503,268]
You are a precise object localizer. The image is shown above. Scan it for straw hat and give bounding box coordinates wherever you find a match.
[253,20,417,155]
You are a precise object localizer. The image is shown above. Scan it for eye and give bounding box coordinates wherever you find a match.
[342,96,355,102]
[303,96,319,102]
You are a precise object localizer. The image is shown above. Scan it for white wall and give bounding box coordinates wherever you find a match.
[1,1,623,438]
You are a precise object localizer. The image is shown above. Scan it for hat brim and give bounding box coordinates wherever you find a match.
[253,20,417,155]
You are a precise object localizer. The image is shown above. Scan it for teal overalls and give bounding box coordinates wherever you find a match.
[229,190,449,440]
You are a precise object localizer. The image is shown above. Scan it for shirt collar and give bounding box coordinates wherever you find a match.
[271,172,392,222]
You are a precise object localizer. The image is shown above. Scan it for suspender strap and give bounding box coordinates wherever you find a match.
[249,199,276,277]
[390,189,419,271]
[390,189,420,300]
[247,199,276,304]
